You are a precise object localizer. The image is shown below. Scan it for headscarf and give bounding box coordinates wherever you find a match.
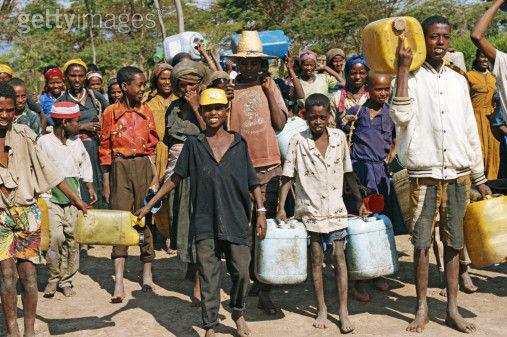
[151,63,172,86]
[0,64,13,76]
[170,60,208,96]
[326,48,345,64]
[344,54,368,77]
[44,67,63,81]
[86,71,103,81]
[208,70,230,83]
[62,58,88,73]
[299,50,318,63]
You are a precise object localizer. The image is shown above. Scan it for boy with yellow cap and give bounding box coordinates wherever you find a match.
[136,88,267,337]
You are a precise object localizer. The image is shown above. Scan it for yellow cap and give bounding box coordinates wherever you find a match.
[200,88,228,106]
[62,58,88,73]
[0,64,13,76]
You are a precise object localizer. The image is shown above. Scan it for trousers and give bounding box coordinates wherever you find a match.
[196,239,251,329]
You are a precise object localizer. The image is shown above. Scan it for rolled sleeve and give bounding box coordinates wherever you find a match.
[173,139,190,179]
[282,135,298,178]
[341,132,353,173]
[79,141,94,183]
[390,97,415,127]
[99,108,113,166]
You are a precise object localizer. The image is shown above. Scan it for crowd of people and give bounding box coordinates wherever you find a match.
[0,1,506,336]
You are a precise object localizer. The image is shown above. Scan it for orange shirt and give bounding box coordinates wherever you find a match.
[99,101,159,166]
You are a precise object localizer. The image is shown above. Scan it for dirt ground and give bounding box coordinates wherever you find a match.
[1,235,506,337]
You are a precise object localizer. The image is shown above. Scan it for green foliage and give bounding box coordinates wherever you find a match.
[0,0,505,92]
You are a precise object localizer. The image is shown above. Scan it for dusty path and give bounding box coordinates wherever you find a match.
[1,235,506,337]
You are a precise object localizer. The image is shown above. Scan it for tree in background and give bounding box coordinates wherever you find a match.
[0,0,505,92]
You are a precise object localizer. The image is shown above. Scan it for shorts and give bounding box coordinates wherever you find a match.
[310,229,347,254]
[0,204,42,264]
[409,176,470,250]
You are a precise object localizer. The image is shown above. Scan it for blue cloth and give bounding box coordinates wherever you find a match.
[344,54,368,78]
[340,103,395,215]
[340,103,394,163]
[320,229,347,253]
[38,92,56,126]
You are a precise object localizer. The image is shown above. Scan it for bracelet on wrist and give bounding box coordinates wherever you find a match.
[257,207,267,213]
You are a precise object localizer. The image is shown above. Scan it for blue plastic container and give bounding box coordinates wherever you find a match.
[232,30,290,58]
[255,219,308,285]
[345,214,398,280]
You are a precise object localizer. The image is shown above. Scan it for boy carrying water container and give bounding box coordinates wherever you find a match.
[136,88,267,337]
[37,101,98,297]
[276,93,367,334]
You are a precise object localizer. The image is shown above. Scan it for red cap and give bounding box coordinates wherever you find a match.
[51,101,80,119]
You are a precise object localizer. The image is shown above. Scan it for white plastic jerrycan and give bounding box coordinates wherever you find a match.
[163,32,204,63]
[345,214,398,280]
[255,219,308,285]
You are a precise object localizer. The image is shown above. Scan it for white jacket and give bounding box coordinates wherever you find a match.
[390,62,486,186]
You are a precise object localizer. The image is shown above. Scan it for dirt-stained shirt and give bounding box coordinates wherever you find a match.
[229,78,288,168]
[282,128,352,233]
[99,101,159,166]
[0,124,63,209]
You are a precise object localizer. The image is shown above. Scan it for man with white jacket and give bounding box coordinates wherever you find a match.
[391,16,492,334]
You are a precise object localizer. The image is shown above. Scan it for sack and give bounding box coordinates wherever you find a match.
[392,169,412,232]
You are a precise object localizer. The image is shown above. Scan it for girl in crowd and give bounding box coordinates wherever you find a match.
[292,50,339,100]
[39,66,65,127]
[467,49,499,179]
[107,77,122,105]
[331,55,369,125]
[164,59,208,304]
[146,63,177,254]
[326,48,347,93]
[86,64,105,95]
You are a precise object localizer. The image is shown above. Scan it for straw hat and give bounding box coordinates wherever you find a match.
[230,31,274,58]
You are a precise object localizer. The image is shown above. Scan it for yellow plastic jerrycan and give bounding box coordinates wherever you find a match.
[37,198,50,252]
[464,196,507,268]
[76,210,145,246]
[362,17,426,74]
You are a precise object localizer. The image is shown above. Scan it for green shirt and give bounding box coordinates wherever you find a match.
[15,107,41,136]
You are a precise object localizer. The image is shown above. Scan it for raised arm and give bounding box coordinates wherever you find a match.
[471,0,504,63]
[285,52,305,100]
[391,36,416,127]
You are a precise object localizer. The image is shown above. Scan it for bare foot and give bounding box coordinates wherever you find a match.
[338,310,355,334]
[6,323,20,337]
[352,282,370,302]
[258,292,277,315]
[23,332,36,337]
[61,286,76,297]
[233,314,251,337]
[204,328,215,337]
[375,277,390,291]
[43,282,57,298]
[312,307,328,329]
[406,303,429,333]
[445,312,477,333]
[459,272,478,293]
[112,279,125,303]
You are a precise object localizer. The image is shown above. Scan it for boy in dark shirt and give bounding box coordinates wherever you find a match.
[137,88,266,337]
